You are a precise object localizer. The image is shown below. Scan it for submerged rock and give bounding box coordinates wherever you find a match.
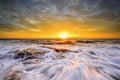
[111,46,120,50]
[89,51,96,55]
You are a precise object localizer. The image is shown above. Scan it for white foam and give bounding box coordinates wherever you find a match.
[0,40,120,80]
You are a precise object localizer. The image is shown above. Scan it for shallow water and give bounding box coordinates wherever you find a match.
[0,40,120,80]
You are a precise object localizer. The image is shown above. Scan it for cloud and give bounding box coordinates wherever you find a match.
[0,17,16,24]
[0,24,22,31]
[0,0,120,33]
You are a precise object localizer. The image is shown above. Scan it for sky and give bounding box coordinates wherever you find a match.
[0,0,120,39]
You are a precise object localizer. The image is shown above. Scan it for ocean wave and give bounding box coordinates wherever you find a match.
[0,40,120,80]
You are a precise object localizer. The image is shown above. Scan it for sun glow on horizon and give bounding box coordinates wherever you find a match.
[59,32,69,39]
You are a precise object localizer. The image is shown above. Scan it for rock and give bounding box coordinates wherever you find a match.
[4,71,22,80]
[41,46,71,53]
[77,40,96,43]
[14,48,47,59]
[54,48,70,53]
[111,46,120,50]
[89,51,96,55]
[23,56,37,60]
[0,55,8,60]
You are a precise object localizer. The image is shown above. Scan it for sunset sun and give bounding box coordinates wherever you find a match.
[59,32,69,39]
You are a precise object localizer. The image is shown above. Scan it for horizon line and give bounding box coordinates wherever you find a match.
[0,38,120,40]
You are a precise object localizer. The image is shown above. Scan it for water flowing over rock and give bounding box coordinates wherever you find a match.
[14,48,47,60]
[0,40,120,80]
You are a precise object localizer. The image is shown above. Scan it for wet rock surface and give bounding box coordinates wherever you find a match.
[14,48,47,60]
[4,71,22,80]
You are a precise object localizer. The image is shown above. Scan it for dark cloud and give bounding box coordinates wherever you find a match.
[0,24,22,31]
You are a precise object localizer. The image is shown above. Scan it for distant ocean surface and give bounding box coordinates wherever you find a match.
[0,39,120,80]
